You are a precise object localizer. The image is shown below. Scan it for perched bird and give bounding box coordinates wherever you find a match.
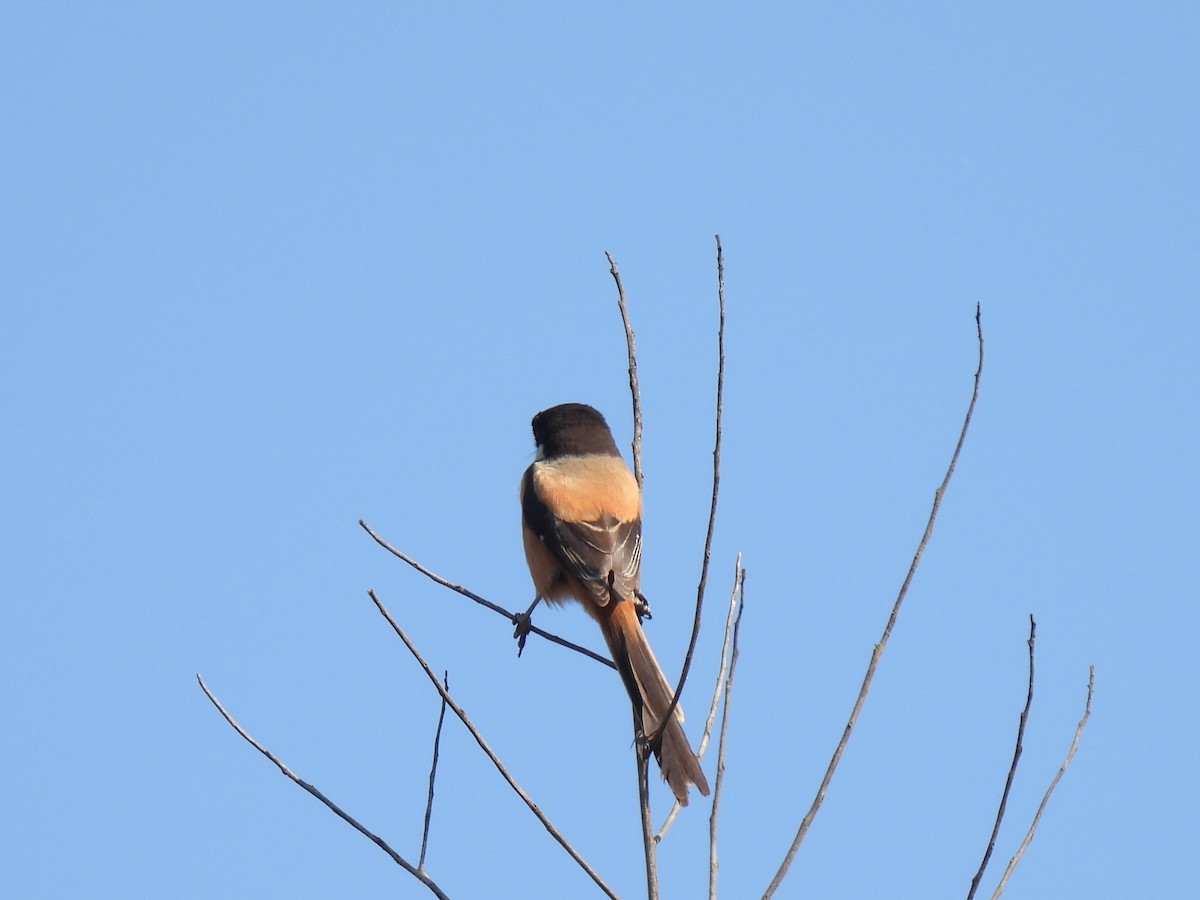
[520,402,710,804]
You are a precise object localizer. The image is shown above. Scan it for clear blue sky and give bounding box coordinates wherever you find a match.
[3,3,1196,897]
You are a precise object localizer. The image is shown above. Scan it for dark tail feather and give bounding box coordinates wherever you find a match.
[602,601,710,804]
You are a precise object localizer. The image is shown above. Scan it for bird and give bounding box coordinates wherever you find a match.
[519,402,710,804]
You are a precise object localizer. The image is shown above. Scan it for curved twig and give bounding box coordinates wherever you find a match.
[359,519,614,670]
[607,250,643,487]
[419,670,450,870]
[763,304,985,898]
[967,617,1036,899]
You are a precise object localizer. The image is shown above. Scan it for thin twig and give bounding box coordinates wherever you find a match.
[636,724,660,900]
[607,250,643,487]
[656,553,743,841]
[990,665,1095,899]
[701,554,745,758]
[967,617,1037,899]
[709,562,746,900]
[419,670,450,870]
[663,234,727,733]
[359,519,614,670]
[196,675,451,900]
[653,790,680,842]
[763,304,985,899]
[366,590,618,900]
[608,249,655,880]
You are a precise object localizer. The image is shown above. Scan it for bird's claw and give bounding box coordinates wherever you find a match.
[634,590,653,622]
[512,612,532,656]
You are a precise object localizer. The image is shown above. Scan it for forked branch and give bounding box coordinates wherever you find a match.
[196,674,451,900]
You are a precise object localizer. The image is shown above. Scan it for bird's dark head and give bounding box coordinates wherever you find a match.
[531,403,620,458]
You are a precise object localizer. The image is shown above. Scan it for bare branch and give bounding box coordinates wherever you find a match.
[366,590,619,900]
[990,666,1095,899]
[607,250,643,488]
[702,554,745,759]
[663,234,727,734]
[636,727,660,900]
[709,561,746,900]
[968,616,1037,899]
[656,552,743,841]
[419,670,450,870]
[764,304,985,898]
[359,519,614,670]
[196,674,451,900]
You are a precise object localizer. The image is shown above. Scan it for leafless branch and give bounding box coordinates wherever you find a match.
[764,304,985,898]
[366,589,618,900]
[607,250,643,488]
[359,519,614,670]
[196,674,451,900]
[663,234,727,735]
[968,616,1037,899]
[709,561,746,900]
[990,665,1095,899]
[419,670,450,870]
[656,553,744,841]
[636,730,660,900]
[701,554,745,759]
[608,250,654,886]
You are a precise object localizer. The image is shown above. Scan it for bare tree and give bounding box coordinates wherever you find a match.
[199,241,1093,898]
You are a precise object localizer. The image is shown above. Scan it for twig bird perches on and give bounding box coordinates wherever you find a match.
[520,402,711,805]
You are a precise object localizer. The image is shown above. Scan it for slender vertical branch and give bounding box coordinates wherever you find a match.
[609,251,655,895]
[196,675,451,900]
[636,729,660,900]
[990,666,1095,899]
[709,562,746,900]
[608,250,643,488]
[419,670,451,871]
[764,304,984,899]
[701,554,745,759]
[656,552,743,841]
[664,234,727,729]
[367,590,618,900]
[968,617,1037,899]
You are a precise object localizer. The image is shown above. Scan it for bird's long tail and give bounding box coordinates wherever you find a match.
[600,598,710,805]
